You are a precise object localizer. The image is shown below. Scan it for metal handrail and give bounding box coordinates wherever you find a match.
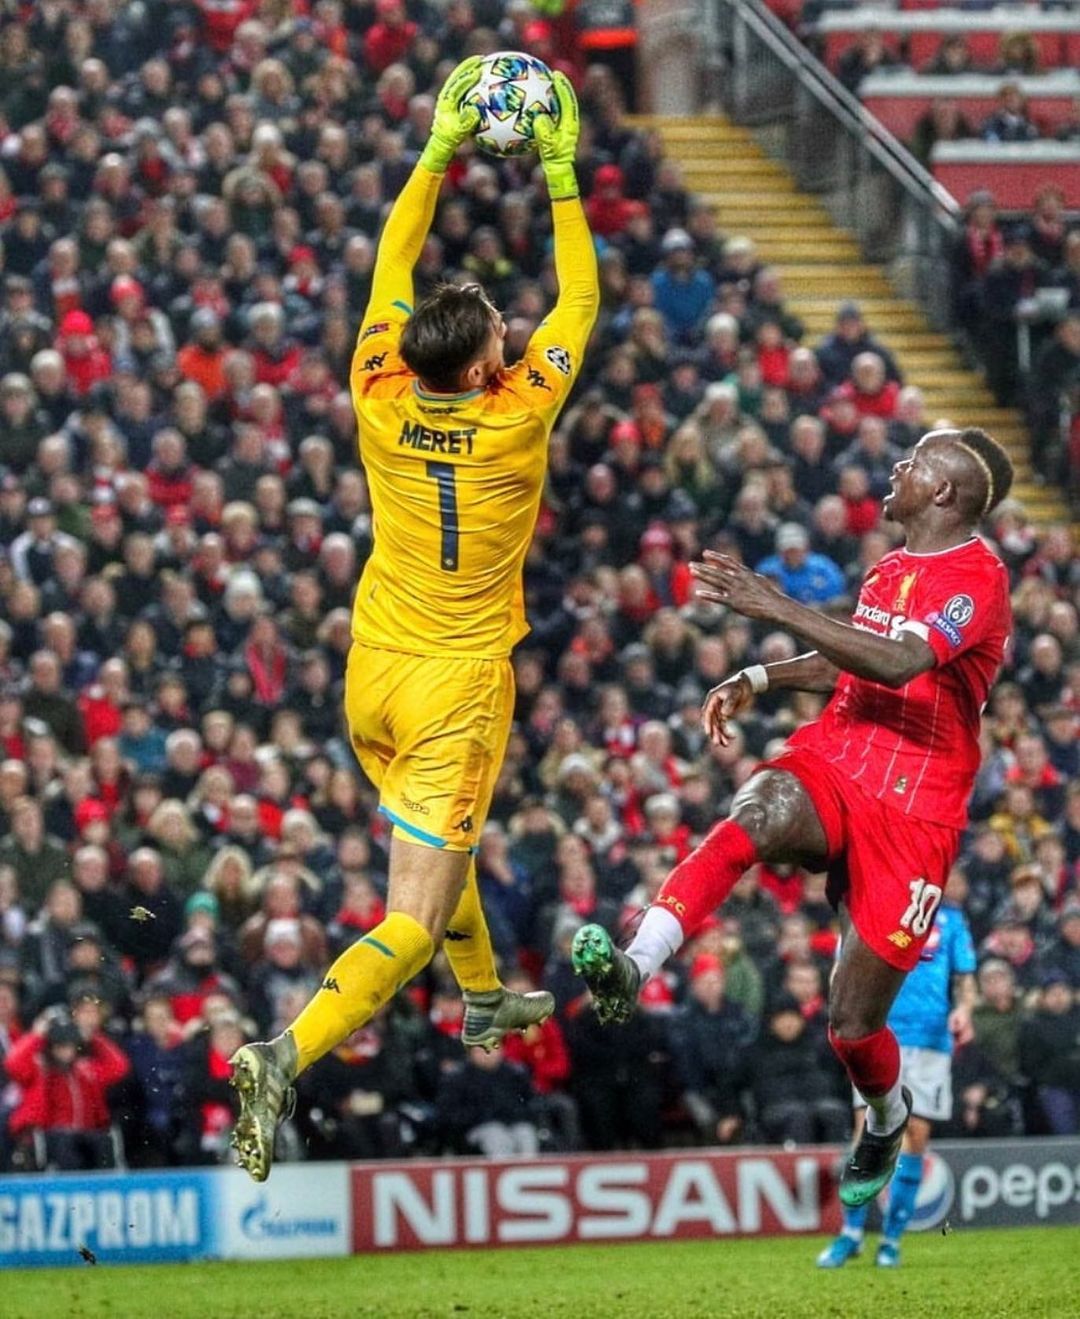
[704,0,963,326]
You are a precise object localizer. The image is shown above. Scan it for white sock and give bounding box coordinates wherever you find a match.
[842,1226,864,1242]
[625,906,685,981]
[864,1080,908,1135]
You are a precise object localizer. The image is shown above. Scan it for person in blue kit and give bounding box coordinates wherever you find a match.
[651,229,716,344]
[818,869,977,1269]
[756,523,847,607]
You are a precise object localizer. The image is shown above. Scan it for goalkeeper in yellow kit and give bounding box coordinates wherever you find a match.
[229,59,599,1181]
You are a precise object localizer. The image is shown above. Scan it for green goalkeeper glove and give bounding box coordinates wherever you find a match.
[534,71,581,201]
[419,57,483,174]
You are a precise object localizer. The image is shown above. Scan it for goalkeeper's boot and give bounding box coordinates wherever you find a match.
[571,924,641,1024]
[816,1234,863,1269]
[461,987,555,1050]
[875,1241,901,1269]
[838,1087,913,1207]
[229,1034,298,1183]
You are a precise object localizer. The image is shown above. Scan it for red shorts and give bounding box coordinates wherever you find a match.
[763,747,961,971]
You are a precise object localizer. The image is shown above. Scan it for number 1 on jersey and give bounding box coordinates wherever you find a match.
[426,462,459,571]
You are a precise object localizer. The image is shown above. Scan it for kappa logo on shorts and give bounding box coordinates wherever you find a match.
[457,814,475,834]
[545,346,572,376]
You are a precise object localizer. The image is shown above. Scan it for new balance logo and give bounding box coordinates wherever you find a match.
[321,977,342,993]
[887,930,913,950]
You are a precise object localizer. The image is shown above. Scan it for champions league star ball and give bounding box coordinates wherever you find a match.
[462,51,559,158]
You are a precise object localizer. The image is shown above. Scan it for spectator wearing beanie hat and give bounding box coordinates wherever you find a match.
[56,310,111,396]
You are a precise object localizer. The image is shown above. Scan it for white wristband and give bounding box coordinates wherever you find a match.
[742,665,769,695]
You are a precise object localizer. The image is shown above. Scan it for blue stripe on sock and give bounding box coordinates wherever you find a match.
[378,804,447,849]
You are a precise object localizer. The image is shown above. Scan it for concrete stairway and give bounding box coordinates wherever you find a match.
[631,115,1068,525]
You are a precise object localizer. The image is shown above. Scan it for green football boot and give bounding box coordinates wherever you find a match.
[571,924,642,1024]
[461,987,556,1050]
[229,1035,298,1183]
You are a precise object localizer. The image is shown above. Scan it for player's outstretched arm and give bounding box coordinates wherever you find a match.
[532,73,599,356]
[364,58,482,327]
[692,552,936,690]
[701,653,839,746]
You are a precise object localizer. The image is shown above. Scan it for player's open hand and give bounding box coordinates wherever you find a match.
[421,57,483,171]
[701,673,755,747]
[534,71,580,200]
[691,550,784,621]
[948,1004,974,1047]
[534,71,580,166]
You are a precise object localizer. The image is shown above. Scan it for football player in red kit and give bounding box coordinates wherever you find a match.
[573,427,1013,1208]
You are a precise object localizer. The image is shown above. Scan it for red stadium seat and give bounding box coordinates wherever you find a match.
[859,70,1080,140]
[931,141,1080,209]
[816,10,1080,73]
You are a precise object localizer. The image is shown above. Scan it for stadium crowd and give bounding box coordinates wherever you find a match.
[948,184,1080,496]
[0,0,1078,1173]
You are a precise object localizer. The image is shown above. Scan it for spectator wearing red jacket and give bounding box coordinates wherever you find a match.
[5,1009,129,1169]
[194,0,259,54]
[56,310,111,396]
[586,164,646,239]
[363,0,418,75]
[146,430,196,509]
[247,302,302,387]
[501,972,573,1094]
[829,351,900,420]
[77,658,128,746]
[639,524,692,609]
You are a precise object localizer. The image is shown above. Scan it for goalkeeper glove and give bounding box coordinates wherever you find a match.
[533,71,581,200]
[419,57,482,174]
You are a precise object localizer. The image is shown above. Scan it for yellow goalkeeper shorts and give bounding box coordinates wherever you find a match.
[344,641,515,853]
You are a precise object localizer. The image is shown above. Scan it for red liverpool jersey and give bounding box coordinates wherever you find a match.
[789,537,1012,829]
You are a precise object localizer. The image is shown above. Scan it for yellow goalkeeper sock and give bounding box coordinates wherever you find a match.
[286,912,433,1073]
[442,861,501,994]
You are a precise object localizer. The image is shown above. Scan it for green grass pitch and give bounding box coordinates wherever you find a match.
[3,1227,1077,1318]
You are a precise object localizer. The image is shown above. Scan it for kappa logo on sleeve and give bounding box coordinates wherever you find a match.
[545,346,572,376]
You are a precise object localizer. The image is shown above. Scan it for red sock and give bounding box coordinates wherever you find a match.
[652,818,758,939]
[828,1025,900,1098]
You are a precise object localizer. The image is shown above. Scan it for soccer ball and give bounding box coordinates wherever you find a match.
[462,51,559,158]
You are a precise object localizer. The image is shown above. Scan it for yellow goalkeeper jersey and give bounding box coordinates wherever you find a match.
[349,165,598,659]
